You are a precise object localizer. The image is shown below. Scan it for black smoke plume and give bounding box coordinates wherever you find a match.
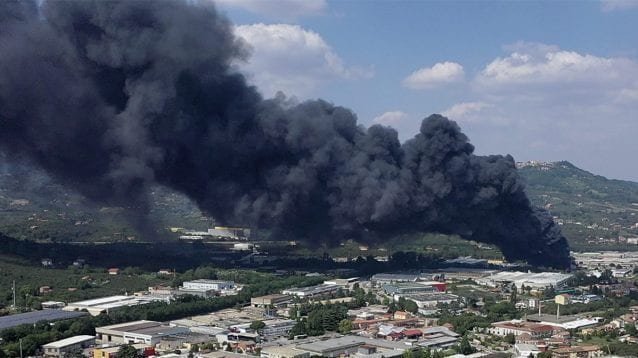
[0,0,570,268]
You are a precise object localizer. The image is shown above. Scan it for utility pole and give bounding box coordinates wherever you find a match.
[19,338,23,358]
[12,280,16,309]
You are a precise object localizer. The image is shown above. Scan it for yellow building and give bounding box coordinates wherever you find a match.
[555,294,571,305]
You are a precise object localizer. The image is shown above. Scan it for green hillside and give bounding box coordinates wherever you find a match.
[0,162,209,243]
[2,159,638,252]
[518,161,638,250]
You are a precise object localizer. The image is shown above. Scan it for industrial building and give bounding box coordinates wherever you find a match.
[181,279,234,291]
[92,343,154,358]
[282,284,340,298]
[397,293,459,308]
[371,273,422,284]
[489,320,556,338]
[95,320,189,345]
[383,281,446,295]
[0,309,87,331]
[573,251,638,269]
[294,336,407,357]
[42,335,95,358]
[251,294,292,307]
[63,295,168,316]
[477,271,573,290]
[260,344,310,358]
[178,279,237,297]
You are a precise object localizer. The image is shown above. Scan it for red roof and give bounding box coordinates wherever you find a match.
[403,329,423,336]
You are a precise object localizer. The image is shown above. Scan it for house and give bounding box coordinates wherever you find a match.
[72,259,86,268]
[41,258,53,267]
[39,286,53,294]
[393,311,411,320]
[158,269,172,275]
[552,345,603,358]
[554,294,571,305]
[403,329,423,339]
[107,268,119,275]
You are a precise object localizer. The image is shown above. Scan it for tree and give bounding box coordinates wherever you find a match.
[510,285,518,304]
[288,321,307,339]
[338,319,353,334]
[117,345,141,358]
[458,335,476,355]
[504,333,516,344]
[249,320,266,331]
[626,323,638,336]
[404,299,418,314]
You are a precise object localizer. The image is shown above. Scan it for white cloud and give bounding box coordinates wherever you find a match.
[475,43,638,92]
[372,111,409,126]
[600,0,638,12]
[214,0,327,19]
[402,62,464,89]
[234,23,372,98]
[442,102,491,120]
[459,42,638,180]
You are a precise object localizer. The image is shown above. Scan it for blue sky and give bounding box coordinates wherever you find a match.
[214,0,638,181]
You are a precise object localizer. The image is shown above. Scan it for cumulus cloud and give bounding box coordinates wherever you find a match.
[442,102,491,120]
[214,0,327,19]
[600,0,638,12]
[234,23,372,97]
[475,42,638,93]
[461,42,638,180]
[372,111,409,126]
[402,62,465,89]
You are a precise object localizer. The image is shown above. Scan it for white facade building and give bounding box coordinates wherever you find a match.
[182,279,234,291]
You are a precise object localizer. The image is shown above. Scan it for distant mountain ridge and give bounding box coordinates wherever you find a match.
[1,159,638,250]
[517,160,638,250]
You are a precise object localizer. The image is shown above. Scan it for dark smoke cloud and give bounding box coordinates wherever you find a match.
[0,0,570,268]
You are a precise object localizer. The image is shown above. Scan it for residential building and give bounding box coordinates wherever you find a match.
[552,345,603,358]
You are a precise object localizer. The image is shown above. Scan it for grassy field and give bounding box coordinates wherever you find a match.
[0,254,171,310]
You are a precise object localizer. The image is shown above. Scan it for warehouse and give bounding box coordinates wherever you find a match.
[477,271,573,290]
[63,295,168,316]
[295,336,407,357]
[251,294,291,307]
[0,310,87,331]
[282,284,339,298]
[42,335,95,358]
[95,320,189,345]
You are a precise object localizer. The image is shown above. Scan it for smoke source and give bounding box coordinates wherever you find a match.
[0,0,570,268]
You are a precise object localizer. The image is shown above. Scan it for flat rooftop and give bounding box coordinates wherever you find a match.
[297,336,408,354]
[0,310,87,331]
[42,335,95,348]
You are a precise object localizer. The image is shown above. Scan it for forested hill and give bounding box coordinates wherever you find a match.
[2,158,638,250]
[518,161,638,250]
